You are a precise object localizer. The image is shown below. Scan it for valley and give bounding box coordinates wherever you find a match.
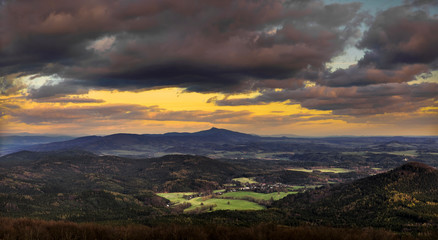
[3,0,438,238]
[0,128,437,238]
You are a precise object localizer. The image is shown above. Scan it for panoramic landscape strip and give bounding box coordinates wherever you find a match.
[1,0,437,239]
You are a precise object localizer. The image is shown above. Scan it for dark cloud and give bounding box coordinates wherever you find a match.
[320,64,429,87]
[358,5,438,68]
[33,97,105,104]
[346,109,438,126]
[215,82,438,116]
[8,104,254,125]
[2,0,437,122]
[7,102,337,127]
[404,0,438,7]
[1,0,364,96]
[9,104,149,124]
[317,4,438,88]
[27,81,89,99]
[0,99,21,118]
[0,74,25,95]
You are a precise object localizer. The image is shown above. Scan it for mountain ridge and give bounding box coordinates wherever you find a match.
[20,127,260,155]
[2,128,437,162]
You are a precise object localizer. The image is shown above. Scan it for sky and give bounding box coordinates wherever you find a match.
[0,0,437,136]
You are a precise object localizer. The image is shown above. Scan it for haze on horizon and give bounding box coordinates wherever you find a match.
[1,0,437,137]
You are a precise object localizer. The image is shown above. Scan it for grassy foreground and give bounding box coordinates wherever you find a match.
[0,217,434,240]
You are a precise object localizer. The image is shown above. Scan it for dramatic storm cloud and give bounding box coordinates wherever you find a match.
[358,5,438,68]
[216,2,438,117]
[216,82,438,115]
[7,104,254,125]
[1,0,437,136]
[1,0,364,95]
[322,3,438,88]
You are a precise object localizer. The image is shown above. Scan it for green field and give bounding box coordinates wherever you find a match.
[288,185,306,191]
[207,151,296,160]
[382,150,418,156]
[184,197,265,212]
[343,150,418,157]
[221,191,296,201]
[287,167,352,173]
[158,192,265,212]
[232,177,258,184]
[157,192,195,204]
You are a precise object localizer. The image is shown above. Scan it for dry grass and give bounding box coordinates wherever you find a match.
[0,217,434,240]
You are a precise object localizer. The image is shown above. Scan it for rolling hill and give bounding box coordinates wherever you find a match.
[0,150,245,221]
[274,162,438,229]
[0,150,244,193]
[1,148,437,232]
[161,162,438,231]
[0,135,75,156]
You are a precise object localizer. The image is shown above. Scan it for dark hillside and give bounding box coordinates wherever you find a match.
[0,217,426,240]
[138,154,241,192]
[275,162,438,229]
[0,151,243,221]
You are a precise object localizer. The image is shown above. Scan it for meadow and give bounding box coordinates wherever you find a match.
[156,192,196,204]
[221,191,297,201]
[342,150,418,157]
[184,198,265,212]
[157,191,299,213]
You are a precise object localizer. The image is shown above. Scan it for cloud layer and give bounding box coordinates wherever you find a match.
[216,82,438,115]
[1,0,437,135]
[1,0,364,95]
[215,3,438,116]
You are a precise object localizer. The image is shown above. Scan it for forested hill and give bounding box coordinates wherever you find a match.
[0,151,248,221]
[0,150,244,193]
[274,162,438,229]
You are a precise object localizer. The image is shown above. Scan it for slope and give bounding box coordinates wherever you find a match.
[275,162,438,229]
[0,151,243,222]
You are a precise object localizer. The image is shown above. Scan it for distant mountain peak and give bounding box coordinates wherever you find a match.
[205,127,230,132]
[207,127,230,132]
[196,127,254,135]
